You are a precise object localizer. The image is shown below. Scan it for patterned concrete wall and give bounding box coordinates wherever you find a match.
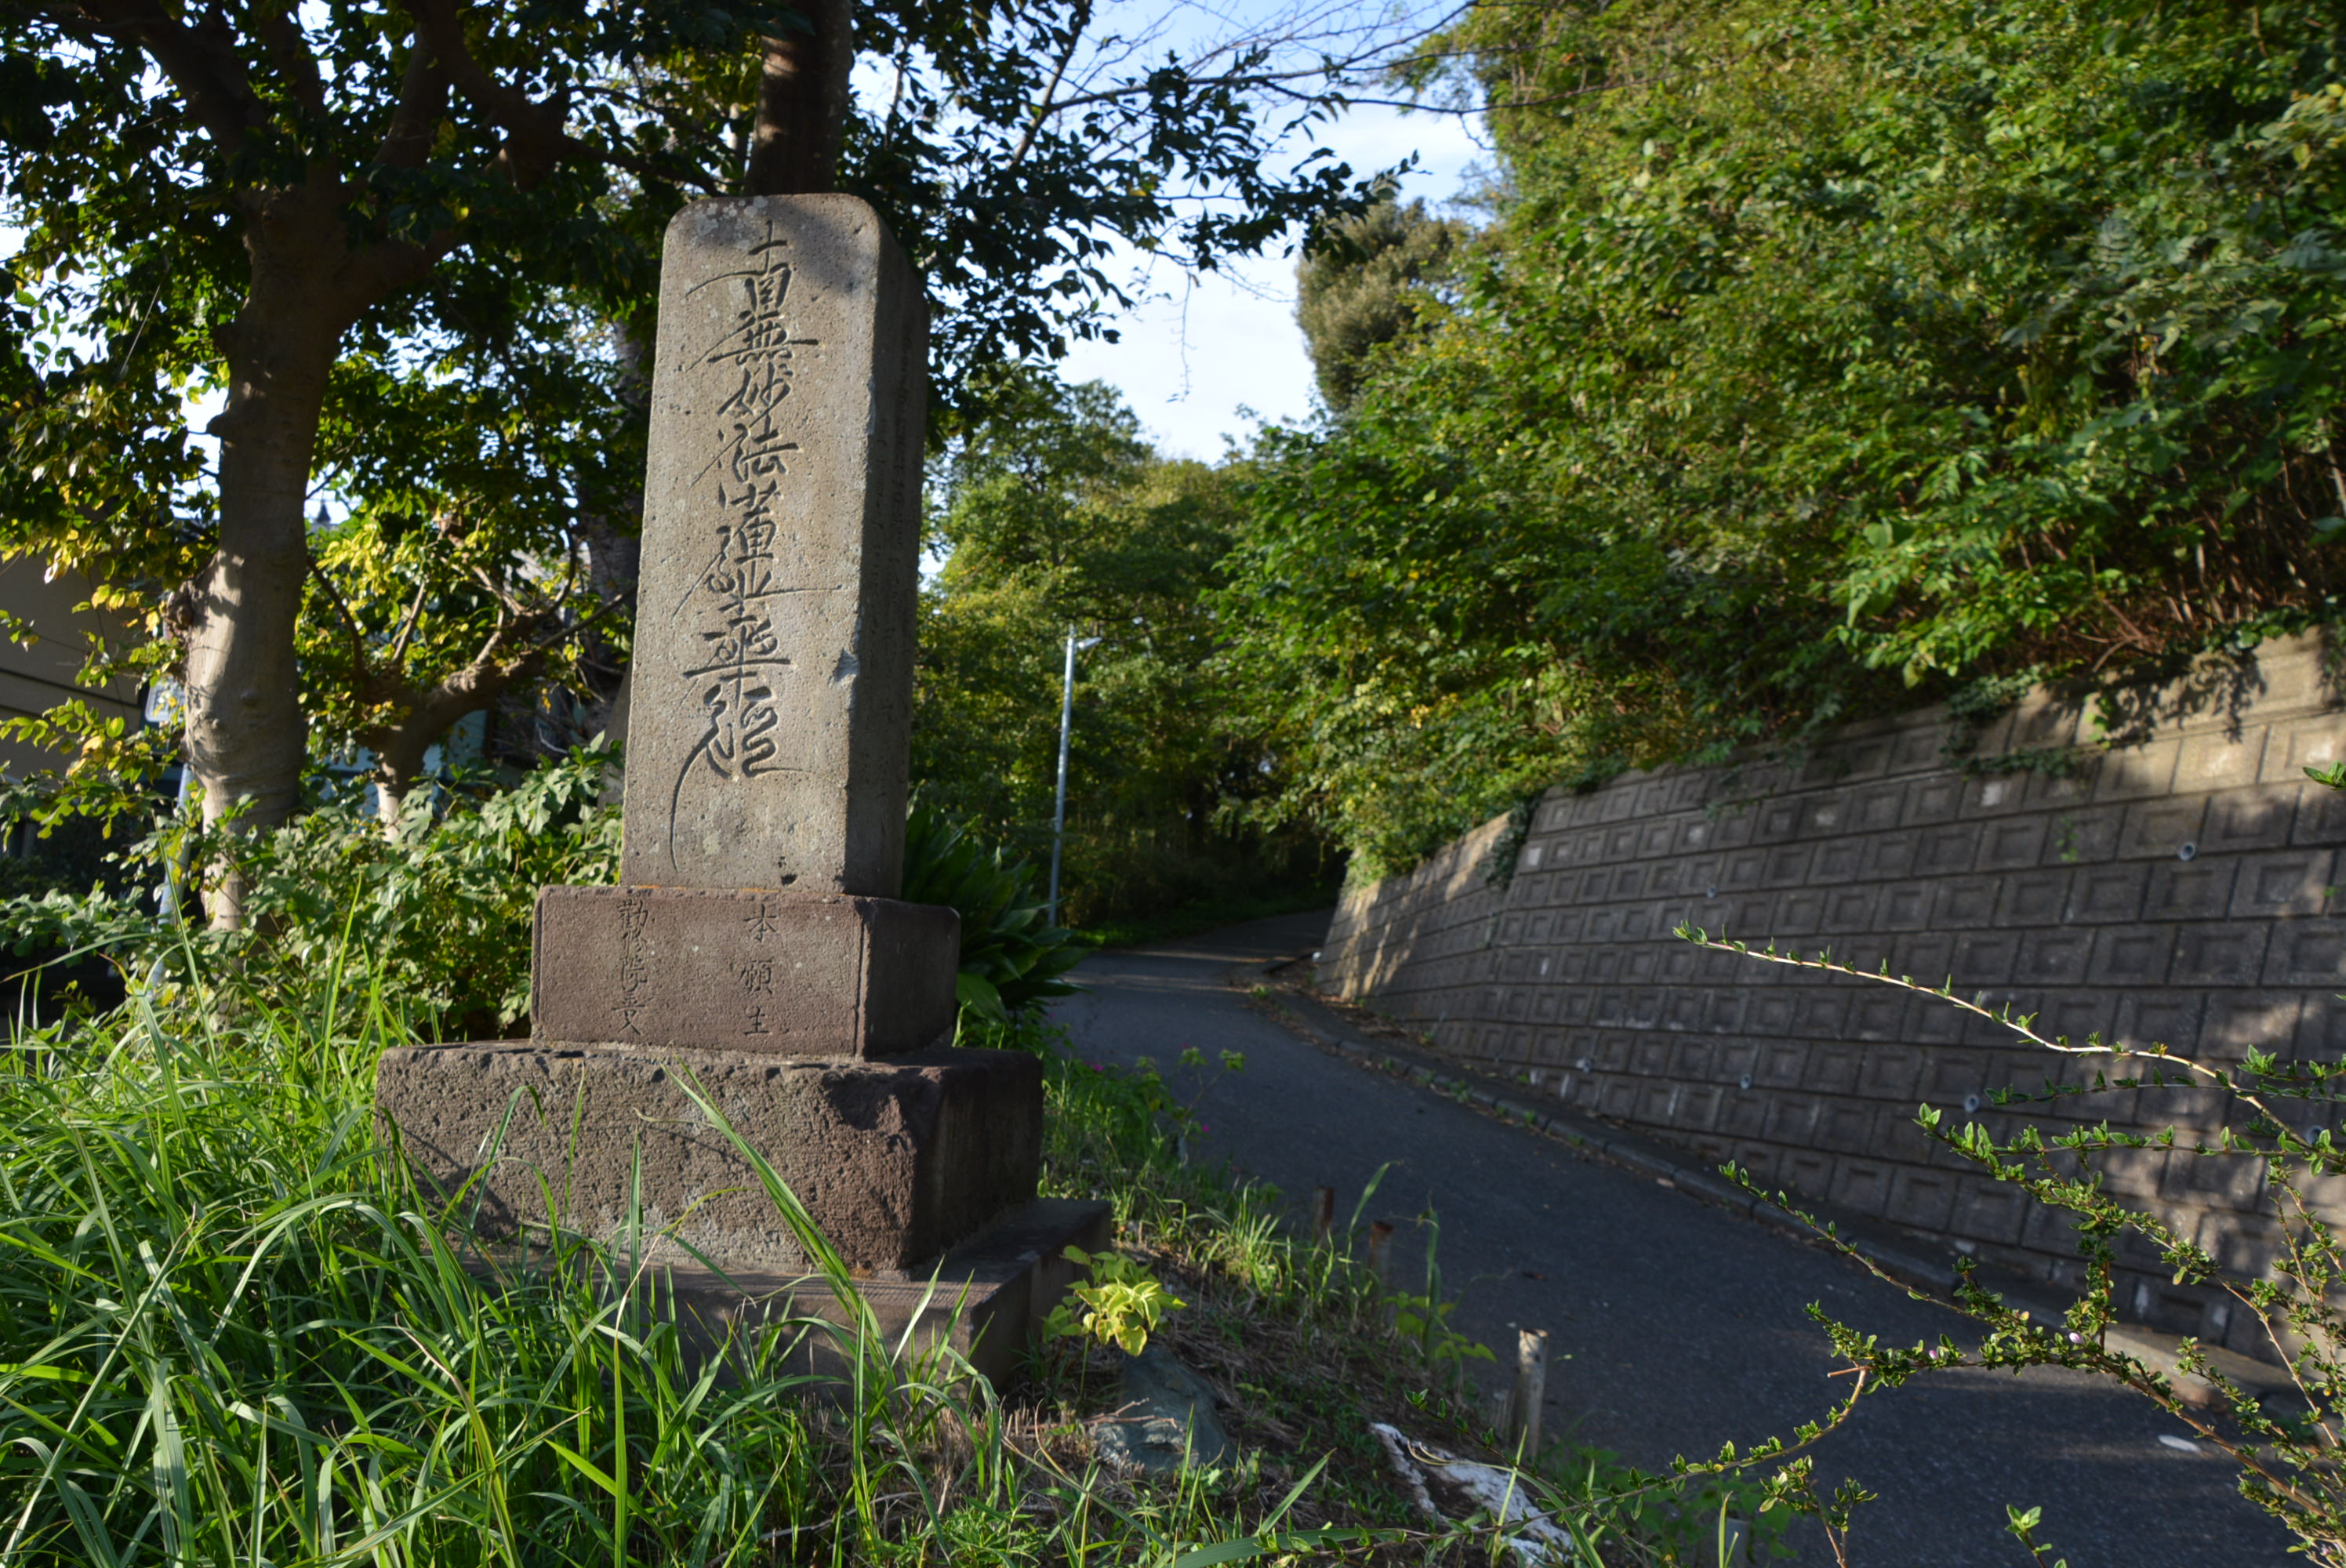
[1321,633,2346,1351]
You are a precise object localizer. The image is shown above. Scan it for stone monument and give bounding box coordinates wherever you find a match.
[375,196,1106,1384]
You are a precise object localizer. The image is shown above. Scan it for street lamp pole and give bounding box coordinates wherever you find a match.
[1048,626,1078,922]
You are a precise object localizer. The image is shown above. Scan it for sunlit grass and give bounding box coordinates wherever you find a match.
[0,919,1780,1566]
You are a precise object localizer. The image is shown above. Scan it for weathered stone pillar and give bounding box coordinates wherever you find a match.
[376,198,1104,1385]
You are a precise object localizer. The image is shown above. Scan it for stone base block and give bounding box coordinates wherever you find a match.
[659,1197,1113,1389]
[376,1040,1037,1272]
[532,885,958,1057]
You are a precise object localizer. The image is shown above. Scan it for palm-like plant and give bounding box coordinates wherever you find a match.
[902,802,1084,1029]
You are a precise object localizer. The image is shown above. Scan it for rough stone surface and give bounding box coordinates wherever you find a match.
[376,1042,1038,1272]
[532,885,957,1057]
[621,194,926,898]
[1319,630,2346,1355]
[1095,1345,1233,1474]
[655,1198,1113,1388]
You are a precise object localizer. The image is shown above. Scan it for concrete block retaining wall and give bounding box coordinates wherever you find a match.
[1320,633,2346,1354]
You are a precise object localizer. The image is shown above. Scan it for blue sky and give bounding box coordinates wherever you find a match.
[1059,96,1486,459]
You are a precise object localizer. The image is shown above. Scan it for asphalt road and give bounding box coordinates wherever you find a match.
[1049,909,2290,1567]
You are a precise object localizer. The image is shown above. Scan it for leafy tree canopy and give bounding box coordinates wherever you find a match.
[916,366,1326,924]
[1295,194,1468,408]
[1228,0,2346,875]
[0,0,1409,914]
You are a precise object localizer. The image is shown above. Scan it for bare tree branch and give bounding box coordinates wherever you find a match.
[61,0,265,154]
[254,2,328,120]
[1007,0,1094,176]
[399,0,569,189]
[305,555,370,682]
[394,1,714,194]
[371,26,449,171]
[385,574,431,666]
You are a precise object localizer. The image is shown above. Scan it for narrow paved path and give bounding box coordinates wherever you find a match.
[1051,910,2290,1567]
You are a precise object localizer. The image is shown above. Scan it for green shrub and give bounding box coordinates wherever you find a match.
[902,801,1084,1028]
[0,753,1093,1043]
[1042,1246,1185,1356]
[1,744,620,1038]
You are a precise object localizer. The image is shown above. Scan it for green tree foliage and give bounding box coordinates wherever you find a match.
[1229,0,2346,875]
[298,298,646,818]
[1295,195,1468,409]
[0,2,728,861]
[1,746,1090,1040]
[915,367,1329,925]
[0,1,1385,899]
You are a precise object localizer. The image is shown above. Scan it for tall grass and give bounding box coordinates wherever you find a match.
[0,911,1444,1568]
[0,953,1414,1565]
[0,951,850,1566]
[0,900,1807,1566]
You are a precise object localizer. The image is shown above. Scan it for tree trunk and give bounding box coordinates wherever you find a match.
[367,717,442,833]
[185,162,445,924]
[744,0,855,196]
[187,281,340,927]
[368,690,492,833]
[364,654,543,833]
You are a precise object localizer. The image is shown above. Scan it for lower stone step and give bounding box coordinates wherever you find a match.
[376,1040,1041,1272]
[456,1196,1111,1391]
[653,1196,1114,1388]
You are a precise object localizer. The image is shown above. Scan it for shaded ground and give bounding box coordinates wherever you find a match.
[1050,909,2290,1567]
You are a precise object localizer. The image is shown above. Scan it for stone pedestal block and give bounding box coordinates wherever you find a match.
[532,886,958,1057]
[376,1042,1037,1272]
[659,1197,1113,1388]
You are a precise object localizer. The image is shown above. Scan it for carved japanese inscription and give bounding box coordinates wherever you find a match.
[613,895,650,1036]
[681,230,812,794]
[741,898,778,1036]
[622,196,926,897]
[532,887,959,1058]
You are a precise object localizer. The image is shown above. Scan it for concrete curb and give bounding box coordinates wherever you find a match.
[1236,958,2296,1410]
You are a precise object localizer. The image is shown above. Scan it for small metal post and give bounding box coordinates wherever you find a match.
[1366,1220,1395,1286]
[1512,1327,1549,1458]
[1311,1185,1336,1246]
[146,746,196,991]
[1047,627,1078,921]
